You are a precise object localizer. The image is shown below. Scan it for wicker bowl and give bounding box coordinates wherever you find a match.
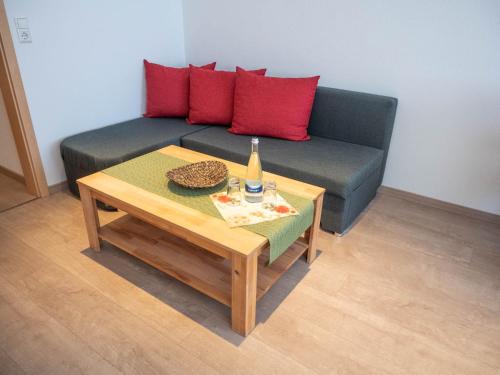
[166,160,228,189]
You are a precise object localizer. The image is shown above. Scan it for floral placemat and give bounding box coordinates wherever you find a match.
[210,193,299,227]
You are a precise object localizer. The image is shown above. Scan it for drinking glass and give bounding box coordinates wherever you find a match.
[226,176,242,204]
[263,180,277,205]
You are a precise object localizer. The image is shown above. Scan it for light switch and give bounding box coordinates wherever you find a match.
[14,17,29,29]
[17,28,32,43]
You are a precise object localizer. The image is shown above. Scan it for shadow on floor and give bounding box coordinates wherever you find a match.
[82,242,319,345]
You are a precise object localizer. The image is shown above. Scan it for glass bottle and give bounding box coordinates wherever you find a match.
[244,137,263,203]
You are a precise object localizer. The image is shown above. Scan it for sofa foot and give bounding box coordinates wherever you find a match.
[337,224,354,237]
[97,201,118,212]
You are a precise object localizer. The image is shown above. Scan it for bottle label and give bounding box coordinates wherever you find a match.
[245,184,263,194]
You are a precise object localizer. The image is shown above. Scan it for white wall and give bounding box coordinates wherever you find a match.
[4,0,186,185]
[183,0,500,215]
[0,93,23,174]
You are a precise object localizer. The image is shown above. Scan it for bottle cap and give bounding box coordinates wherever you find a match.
[251,137,259,144]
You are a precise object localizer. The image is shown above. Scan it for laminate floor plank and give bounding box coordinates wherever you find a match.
[0,196,313,374]
[0,227,220,375]
[0,173,35,213]
[0,347,27,375]
[0,191,498,374]
[0,275,122,375]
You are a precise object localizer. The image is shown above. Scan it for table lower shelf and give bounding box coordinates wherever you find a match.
[98,214,309,306]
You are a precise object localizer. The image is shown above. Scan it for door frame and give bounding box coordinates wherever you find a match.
[0,0,48,197]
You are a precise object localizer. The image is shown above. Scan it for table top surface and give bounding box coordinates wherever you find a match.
[77,145,325,257]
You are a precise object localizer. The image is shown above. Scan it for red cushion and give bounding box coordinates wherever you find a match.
[144,60,216,118]
[235,66,267,75]
[188,66,266,125]
[229,72,319,141]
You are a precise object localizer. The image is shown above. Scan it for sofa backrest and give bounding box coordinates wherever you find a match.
[309,86,397,149]
[308,86,397,181]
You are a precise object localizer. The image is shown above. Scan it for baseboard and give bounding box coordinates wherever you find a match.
[48,180,69,194]
[378,186,500,225]
[0,165,25,184]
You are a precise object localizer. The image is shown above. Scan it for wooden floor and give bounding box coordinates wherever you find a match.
[0,172,35,213]
[0,190,499,374]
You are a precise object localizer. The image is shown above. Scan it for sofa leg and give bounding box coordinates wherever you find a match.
[337,223,354,237]
[96,200,118,212]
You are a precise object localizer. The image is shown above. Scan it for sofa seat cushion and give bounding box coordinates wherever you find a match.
[61,117,208,170]
[181,126,384,198]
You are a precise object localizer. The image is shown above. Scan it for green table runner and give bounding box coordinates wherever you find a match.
[103,151,313,264]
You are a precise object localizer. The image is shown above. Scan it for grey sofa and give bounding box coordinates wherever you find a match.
[60,86,397,233]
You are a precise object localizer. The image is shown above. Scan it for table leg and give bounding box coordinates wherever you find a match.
[231,252,258,336]
[306,193,324,264]
[79,184,101,251]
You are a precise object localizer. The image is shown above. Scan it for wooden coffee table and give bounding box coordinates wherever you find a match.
[77,146,325,336]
